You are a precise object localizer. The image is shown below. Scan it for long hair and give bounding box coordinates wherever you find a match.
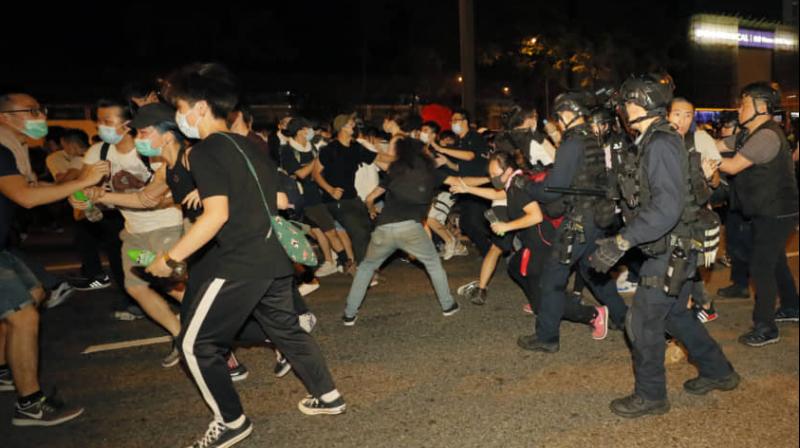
[389,136,435,177]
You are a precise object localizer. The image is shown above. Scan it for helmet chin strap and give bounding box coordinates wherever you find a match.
[737,97,770,129]
[559,113,581,130]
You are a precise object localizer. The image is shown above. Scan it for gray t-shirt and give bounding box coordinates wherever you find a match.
[723,130,781,165]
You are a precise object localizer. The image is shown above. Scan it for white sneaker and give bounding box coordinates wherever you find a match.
[46,282,75,309]
[454,242,469,257]
[298,283,320,297]
[315,261,338,278]
[457,280,479,296]
[299,312,318,333]
[616,270,638,294]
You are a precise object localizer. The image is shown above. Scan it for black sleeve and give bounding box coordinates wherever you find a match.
[0,145,20,177]
[357,142,378,165]
[434,169,450,187]
[510,184,536,212]
[189,137,233,199]
[524,138,582,202]
[279,147,302,175]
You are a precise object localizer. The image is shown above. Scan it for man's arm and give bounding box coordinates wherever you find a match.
[0,162,109,209]
[431,141,476,161]
[619,138,683,247]
[718,153,753,176]
[312,159,342,199]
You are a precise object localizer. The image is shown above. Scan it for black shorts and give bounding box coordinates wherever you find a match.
[304,203,337,232]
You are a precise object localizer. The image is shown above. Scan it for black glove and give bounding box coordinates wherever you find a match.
[589,237,627,273]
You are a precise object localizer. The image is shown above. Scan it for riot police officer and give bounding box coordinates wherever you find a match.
[516,91,628,353]
[718,82,800,346]
[590,75,738,418]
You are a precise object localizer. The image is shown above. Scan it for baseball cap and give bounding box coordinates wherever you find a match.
[333,113,356,133]
[129,103,177,129]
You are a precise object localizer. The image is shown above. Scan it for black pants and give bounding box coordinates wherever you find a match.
[536,220,628,343]
[507,240,594,324]
[725,209,752,288]
[750,215,799,329]
[629,254,733,400]
[178,275,336,423]
[326,199,371,263]
[457,197,491,256]
[75,211,132,308]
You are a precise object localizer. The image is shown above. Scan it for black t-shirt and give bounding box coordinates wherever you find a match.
[455,130,490,177]
[506,175,540,247]
[318,139,377,202]
[189,132,293,280]
[376,161,448,226]
[0,145,19,250]
[279,144,323,206]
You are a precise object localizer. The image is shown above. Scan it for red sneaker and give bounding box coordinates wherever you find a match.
[522,304,533,315]
[591,306,609,340]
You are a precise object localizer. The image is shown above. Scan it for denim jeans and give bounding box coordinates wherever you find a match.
[344,220,455,317]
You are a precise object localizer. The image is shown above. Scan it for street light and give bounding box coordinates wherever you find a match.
[457,75,464,83]
[502,86,511,95]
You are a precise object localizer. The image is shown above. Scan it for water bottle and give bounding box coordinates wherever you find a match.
[127,249,157,267]
[484,209,505,236]
[73,191,103,222]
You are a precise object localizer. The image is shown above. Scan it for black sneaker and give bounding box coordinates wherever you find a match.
[274,352,292,378]
[775,308,800,323]
[297,395,347,415]
[225,353,248,382]
[684,372,741,395]
[0,368,14,392]
[716,284,749,299]
[442,302,460,316]
[469,288,488,305]
[517,335,559,353]
[187,418,253,448]
[610,394,670,418]
[342,314,358,327]
[12,394,84,427]
[738,326,780,347]
[71,274,112,291]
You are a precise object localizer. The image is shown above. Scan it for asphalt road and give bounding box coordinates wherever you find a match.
[1,231,798,448]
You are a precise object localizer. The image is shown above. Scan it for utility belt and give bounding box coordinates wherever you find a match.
[640,235,699,297]
[557,216,586,265]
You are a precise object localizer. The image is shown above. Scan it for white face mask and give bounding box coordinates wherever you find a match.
[176,110,201,140]
[452,123,464,135]
[419,132,430,144]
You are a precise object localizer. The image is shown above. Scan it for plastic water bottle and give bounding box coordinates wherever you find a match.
[127,250,157,266]
[73,191,103,222]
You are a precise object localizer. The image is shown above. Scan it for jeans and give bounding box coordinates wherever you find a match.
[326,199,372,263]
[629,253,733,400]
[750,215,800,329]
[344,220,455,317]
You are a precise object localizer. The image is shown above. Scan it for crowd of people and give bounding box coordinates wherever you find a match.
[0,63,798,447]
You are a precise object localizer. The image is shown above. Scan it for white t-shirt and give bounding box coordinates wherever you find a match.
[693,129,721,161]
[83,142,182,234]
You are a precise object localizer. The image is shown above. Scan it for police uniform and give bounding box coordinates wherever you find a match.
[521,119,628,350]
[618,118,734,404]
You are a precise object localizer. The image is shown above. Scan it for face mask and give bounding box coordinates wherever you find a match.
[22,119,49,139]
[176,110,201,139]
[134,138,162,157]
[452,123,464,135]
[305,129,315,141]
[490,174,506,190]
[419,132,430,144]
[98,125,124,145]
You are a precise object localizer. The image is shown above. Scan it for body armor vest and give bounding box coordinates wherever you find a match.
[733,120,799,218]
[563,125,613,227]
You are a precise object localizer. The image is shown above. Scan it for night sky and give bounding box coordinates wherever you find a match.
[1,0,787,104]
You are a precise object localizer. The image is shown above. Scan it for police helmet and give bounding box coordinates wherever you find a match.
[553,91,592,117]
[619,74,674,113]
[740,82,780,113]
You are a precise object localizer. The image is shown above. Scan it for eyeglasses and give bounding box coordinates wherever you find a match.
[0,106,48,118]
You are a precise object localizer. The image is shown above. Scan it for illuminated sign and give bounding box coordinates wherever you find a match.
[690,16,799,50]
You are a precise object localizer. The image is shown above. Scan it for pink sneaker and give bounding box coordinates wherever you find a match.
[522,304,533,315]
[591,306,609,340]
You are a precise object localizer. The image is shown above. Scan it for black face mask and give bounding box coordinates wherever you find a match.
[490,174,505,190]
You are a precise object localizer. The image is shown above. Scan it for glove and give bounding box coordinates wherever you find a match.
[589,236,628,273]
